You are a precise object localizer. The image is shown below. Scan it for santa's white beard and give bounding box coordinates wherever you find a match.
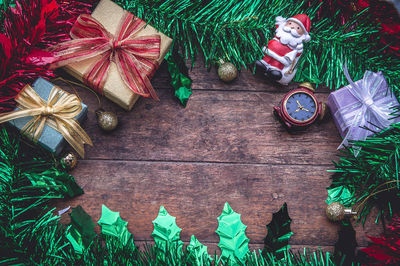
[275,24,305,50]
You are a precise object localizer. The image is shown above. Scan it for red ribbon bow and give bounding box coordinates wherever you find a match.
[49,12,161,100]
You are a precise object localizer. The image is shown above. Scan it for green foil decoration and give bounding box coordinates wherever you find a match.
[166,52,192,107]
[216,202,249,264]
[28,168,84,198]
[98,204,132,246]
[263,203,293,260]
[186,235,212,266]
[326,186,354,206]
[66,205,96,254]
[151,206,183,255]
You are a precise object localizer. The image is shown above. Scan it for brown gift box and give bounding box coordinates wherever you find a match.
[64,0,172,110]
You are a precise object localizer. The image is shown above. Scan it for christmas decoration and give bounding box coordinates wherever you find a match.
[328,123,400,224]
[2,0,400,109]
[151,206,183,257]
[96,109,118,132]
[97,205,132,246]
[66,205,97,254]
[0,0,14,22]
[327,66,400,155]
[166,52,192,107]
[186,235,212,266]
[217,60,238,82]
[0,78,92,157]
[297,8,399,91]
[249,248,336,265]
[307,0,400,56]
[325,185,354,206]
[0,129,82,264]
[1,0,400,264]
[362,215,400,265]
[326,202,357,222]
[273,82,325,129]
[0,155,346,266]
[41,0,172,110]
[60,151,79,170]
[263,203,293,260]
[334,220,358,265]
[256,14,311,85]
[114,0,400,106]
[0,0,95,112]
[216,202,249,265]
[368,0,400,56]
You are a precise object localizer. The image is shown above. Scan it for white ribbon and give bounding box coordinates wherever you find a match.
[335,65,398,156]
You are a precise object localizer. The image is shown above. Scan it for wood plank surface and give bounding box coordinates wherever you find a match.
[54,60,382,254]
[68,88,341,165]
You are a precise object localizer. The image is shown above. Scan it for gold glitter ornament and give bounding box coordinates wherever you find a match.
[326,202,357,222]
[96,109,118,131]
[218,61,238,82]
[60,151,78,170]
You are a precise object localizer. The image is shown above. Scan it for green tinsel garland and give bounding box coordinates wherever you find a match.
[0,128,336,265]
[328,123,400,224]
[114,0,399,94]
[1,0,400,263]
[0,128,82,264]
[0,0,14,22]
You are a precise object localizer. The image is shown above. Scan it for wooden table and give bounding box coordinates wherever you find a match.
[57,61,382,253]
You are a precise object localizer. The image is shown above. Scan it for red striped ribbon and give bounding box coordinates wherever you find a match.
[48,12,161,100]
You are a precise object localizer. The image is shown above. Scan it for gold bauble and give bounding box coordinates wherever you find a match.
[60,151,78,170]
[326,202,345,221]
[218,62,238,82]
[96,109,118,131]
[326,202,357,222]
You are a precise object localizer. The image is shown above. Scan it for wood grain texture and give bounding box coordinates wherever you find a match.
[54,61,381,255]
[62,86,341,165]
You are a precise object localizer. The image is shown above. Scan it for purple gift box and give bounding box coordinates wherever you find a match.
[327,69,400,150]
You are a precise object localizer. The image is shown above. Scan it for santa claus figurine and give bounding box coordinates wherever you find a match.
[256,14,311,85]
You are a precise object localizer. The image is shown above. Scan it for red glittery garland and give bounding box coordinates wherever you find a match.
[362,215,400,265]
[0,0,98,112]
[306,0,400,56]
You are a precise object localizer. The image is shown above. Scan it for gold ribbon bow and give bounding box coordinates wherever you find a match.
[0,84,92,157]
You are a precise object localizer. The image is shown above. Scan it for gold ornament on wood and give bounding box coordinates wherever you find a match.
[60,151,78,170]
[96,109,118,132]
[326,202,357,222]
[217,60,238,82]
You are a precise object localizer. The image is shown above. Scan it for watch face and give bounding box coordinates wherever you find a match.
[284,92,317,123]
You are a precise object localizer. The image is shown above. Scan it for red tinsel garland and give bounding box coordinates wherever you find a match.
[0,0,97,112]
[307,0,400,56]
[362,215,400,265]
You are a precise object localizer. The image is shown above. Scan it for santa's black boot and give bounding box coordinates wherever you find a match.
[266,69,282,81]
[255,60,268,74]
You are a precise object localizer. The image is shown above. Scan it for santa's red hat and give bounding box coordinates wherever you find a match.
[287,14,311,36]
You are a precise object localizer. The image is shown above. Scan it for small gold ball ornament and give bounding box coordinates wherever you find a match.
[218,62,238,82]
[326,202,357,222]
[60,151,78,170]
[96,109,118,131]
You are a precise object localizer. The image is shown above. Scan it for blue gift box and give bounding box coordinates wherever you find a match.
[8,78,88,155]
